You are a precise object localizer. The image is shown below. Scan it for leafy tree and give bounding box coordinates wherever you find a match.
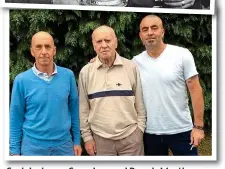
[9,9,212,128]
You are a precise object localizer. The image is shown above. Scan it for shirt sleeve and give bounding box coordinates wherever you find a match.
[10,75,25,155]
[183,48,198,80]
[133,66,147,133]
[78,67,93,142]
[69,71,81,146]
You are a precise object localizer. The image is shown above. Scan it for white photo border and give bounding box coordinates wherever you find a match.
[3,8,216,161]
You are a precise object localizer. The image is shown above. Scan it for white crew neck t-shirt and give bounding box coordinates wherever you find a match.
[133,44,198,134]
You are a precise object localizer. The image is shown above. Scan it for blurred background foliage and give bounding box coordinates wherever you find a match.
[9,9,212,129]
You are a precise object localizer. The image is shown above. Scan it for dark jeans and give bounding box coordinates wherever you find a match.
[144,130,198,156]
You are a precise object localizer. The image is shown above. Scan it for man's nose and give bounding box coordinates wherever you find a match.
[147,28,153,35]
[101,41,107,47]
[41,47,47,54]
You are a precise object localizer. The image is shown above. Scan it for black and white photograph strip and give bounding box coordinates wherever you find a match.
[3,0,215,15]
[4,0,211,9]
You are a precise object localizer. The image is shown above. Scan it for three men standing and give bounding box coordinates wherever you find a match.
[10,15,205,156]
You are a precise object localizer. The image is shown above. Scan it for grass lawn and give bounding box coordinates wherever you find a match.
[198,130,212,156]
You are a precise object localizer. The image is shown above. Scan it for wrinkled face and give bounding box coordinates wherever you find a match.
[92,28,118,60]
[139,16,165,48]
[30,32,56,67]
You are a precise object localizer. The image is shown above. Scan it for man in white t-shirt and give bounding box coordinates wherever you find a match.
[132,15,205,155]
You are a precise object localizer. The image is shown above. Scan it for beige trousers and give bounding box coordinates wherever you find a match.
[93,127,144,156]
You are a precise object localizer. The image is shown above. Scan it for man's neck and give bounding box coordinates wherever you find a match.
[147,43,167,59]
[99,54,116,68]
[35,63,54,76]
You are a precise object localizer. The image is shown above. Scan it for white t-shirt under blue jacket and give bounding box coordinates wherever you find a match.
[132,44,198,135]
[10,66,80,155]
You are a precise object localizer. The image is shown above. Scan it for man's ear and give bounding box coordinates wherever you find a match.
[162,28,165,38]
[92,41,97,52]
[53,46,56,56]
[139,32,142,41]
[115,37,118,49]
[30,47,35,57]
[139,32,145,45]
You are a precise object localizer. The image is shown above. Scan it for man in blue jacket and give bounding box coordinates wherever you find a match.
[10,31,82,156]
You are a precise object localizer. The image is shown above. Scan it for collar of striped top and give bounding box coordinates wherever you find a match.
[32,63,58,76]
[96,52,123,69]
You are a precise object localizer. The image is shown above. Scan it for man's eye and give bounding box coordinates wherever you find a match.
[142,28,148,32]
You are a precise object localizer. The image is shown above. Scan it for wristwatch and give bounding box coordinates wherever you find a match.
[193,125,204,131]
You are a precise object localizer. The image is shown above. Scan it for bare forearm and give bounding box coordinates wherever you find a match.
[190,87,204,126]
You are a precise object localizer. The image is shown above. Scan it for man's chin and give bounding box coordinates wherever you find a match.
[40,62,50,66]
[146,43,156,48]
[100,54,110,59]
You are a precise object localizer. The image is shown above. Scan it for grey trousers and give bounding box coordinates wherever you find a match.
[93,127,144,156]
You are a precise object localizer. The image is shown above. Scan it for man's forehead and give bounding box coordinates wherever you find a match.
[93,31,114,40]
[93,26,115,39]
[31,32,54,45]
[140,16,163,28]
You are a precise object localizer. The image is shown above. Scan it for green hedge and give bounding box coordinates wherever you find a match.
[9,9,212,128]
